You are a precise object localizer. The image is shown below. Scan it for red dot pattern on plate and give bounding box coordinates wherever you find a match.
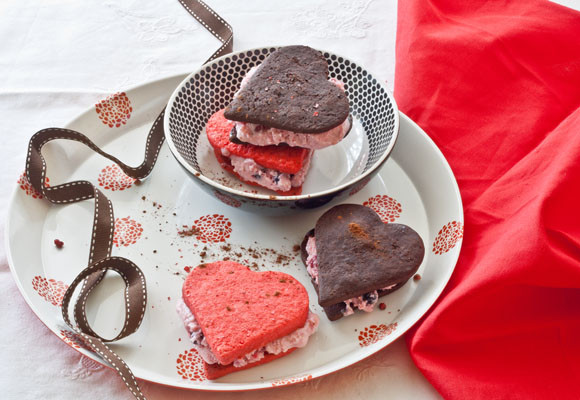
[95,92,132,128]
[31,276,69,307]
[98,164,135,191]
[113,217,143,247]
[193,214,232,243]
[363,195,402,223]
[213,190,242,208]
[18,172,50,199]
[60,330,91,350]
[176,349,207,381]
[358,323,398,347]
[432,221,464,255]
[271,374,313,387]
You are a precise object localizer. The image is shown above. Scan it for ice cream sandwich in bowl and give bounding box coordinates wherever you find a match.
[164,46,399,214]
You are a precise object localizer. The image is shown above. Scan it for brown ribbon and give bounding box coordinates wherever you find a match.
[24,1,233,399]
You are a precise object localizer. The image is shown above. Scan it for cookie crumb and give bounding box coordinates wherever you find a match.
[178,226,201,237]
[54,239,64,249]
[413,274,422,281]
[379,302,386,310]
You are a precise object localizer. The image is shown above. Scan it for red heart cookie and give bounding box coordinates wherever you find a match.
[182,261,309,366]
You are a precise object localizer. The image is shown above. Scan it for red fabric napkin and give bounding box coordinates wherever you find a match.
[395,1,580,398]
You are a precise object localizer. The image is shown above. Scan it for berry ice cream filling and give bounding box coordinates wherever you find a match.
[222,149,313,192]
[234,117,351,149]
[176,299,319,368]
[305,236,396,316]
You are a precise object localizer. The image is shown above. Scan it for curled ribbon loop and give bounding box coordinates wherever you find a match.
[23,1,233,398]
[26,115,165,400]
[60,257,147,342]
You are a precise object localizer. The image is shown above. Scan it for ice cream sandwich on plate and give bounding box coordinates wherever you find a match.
[300,204,425,321]
[176,261,319,379]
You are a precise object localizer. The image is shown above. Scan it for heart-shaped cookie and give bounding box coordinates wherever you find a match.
[312,204,425,307]
[182,261,309,366]
[224,45,350,133]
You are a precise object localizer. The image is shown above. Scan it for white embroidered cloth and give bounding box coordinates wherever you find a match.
[0,0,516,397]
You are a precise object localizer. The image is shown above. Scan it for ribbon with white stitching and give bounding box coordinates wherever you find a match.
[24,1,233,398]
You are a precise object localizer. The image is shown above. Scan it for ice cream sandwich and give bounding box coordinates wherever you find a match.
[204,46,352,194]
[206,109,312,194]
[224,45,351,150]
[176,261,319,379]
[300,204,425,321]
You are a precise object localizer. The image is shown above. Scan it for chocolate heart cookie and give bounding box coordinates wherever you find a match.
[301,204,425,321]
[224,45,350,133]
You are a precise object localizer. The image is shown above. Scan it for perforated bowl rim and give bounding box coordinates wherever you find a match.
[163,46,400,201]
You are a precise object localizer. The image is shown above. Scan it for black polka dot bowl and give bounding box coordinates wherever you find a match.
[163,47,399,215]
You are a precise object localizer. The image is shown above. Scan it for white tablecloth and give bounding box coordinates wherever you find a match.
[2,0,573,398]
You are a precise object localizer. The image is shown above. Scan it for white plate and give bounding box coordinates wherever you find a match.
[6,74,463,390]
